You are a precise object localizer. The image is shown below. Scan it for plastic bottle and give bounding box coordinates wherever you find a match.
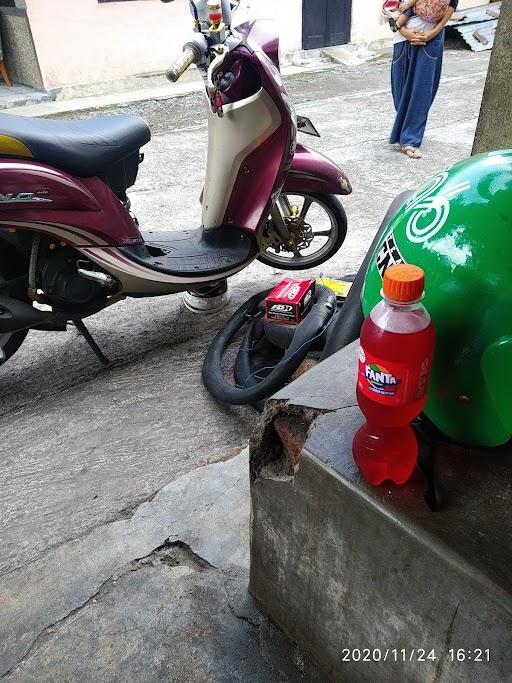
[353,264,435,485]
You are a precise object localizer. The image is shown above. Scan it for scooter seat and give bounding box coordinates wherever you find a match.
[0,112,151,177]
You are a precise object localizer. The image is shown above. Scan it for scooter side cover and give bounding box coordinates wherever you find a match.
[201,87,282,230]
[0,159,143,247]
[218,46,294,234]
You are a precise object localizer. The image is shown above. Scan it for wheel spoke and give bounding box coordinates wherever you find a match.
[300,197,313,219]
[312,229,332,237]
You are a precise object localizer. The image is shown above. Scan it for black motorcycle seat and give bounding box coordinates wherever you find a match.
[0,112,151,177]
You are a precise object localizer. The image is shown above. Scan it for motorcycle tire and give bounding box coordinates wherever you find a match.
[258,192,347,271]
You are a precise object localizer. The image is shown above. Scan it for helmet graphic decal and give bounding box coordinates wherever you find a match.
[403,172,470,244]
[376,230,405,277]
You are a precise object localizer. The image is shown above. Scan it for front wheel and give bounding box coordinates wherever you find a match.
[258,192,347,270]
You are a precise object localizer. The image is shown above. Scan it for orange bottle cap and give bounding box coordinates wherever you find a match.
[383,264,425,302]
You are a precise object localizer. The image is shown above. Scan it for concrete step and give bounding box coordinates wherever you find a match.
[250,341,512,682]
[0,84,58,111]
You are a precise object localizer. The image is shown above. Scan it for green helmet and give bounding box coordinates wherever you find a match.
[362,150,512,447]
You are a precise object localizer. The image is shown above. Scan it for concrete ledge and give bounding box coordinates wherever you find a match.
[249,341,512,682]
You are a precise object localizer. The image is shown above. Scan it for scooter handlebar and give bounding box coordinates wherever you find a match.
[166,45,199,83]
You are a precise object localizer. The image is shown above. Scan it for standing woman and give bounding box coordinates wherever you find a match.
[390,1,458,158]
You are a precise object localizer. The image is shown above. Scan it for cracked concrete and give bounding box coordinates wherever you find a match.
[2,450,317,681]
[0,335,254,576]
[5,551,271,682]
[4,541,218,680]
[0,451,249,676]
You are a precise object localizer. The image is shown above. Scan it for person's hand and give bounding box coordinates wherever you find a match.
[400,27,427,44]
[421,29,436,42]
[409,30,428,44]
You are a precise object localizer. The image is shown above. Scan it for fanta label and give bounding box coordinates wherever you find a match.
[358,346,431,406]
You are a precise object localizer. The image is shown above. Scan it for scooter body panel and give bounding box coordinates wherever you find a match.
[212,33,295,236]
[204,20,349,236]
[78,245,257,296]
[0,159,143,247]
[235,19,280,68]
[202,86,282,230]
[284,144,352,196]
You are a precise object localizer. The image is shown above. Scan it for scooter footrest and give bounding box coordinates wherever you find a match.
[119,227,257,277]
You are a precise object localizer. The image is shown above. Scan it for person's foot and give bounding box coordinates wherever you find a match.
[401,145,422,159]
[388,18,399,32]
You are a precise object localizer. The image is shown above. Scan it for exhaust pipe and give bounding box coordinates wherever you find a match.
[77,268,116,289]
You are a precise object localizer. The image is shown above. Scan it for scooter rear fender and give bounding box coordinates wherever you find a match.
[284,144,352,196]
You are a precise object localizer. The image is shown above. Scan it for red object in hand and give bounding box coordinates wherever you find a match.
[352,265,436,485]
[382,0,400,13]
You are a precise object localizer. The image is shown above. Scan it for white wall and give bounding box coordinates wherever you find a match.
[457,0,491,9]
[351,0,390,43]
[25,0,193,88]
[235,0,302,54]
[24,0,487,88]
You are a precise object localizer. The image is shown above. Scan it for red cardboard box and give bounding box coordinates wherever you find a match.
[265,278,316,324]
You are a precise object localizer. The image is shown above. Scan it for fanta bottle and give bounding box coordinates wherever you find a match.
[353,264,435,485]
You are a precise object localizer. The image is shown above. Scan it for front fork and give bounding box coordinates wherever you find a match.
[270,195,296,243]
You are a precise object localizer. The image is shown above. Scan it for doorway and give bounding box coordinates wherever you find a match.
[302,0,352,50]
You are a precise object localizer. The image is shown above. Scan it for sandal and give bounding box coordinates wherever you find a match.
[401,145,423,159]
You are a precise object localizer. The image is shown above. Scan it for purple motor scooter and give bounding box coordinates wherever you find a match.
[0,0,351,365]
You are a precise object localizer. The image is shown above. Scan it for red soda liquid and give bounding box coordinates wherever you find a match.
[356,324,436,429]
[352,265,435,485]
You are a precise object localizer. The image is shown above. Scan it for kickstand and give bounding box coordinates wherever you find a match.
[72,319,110,367]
